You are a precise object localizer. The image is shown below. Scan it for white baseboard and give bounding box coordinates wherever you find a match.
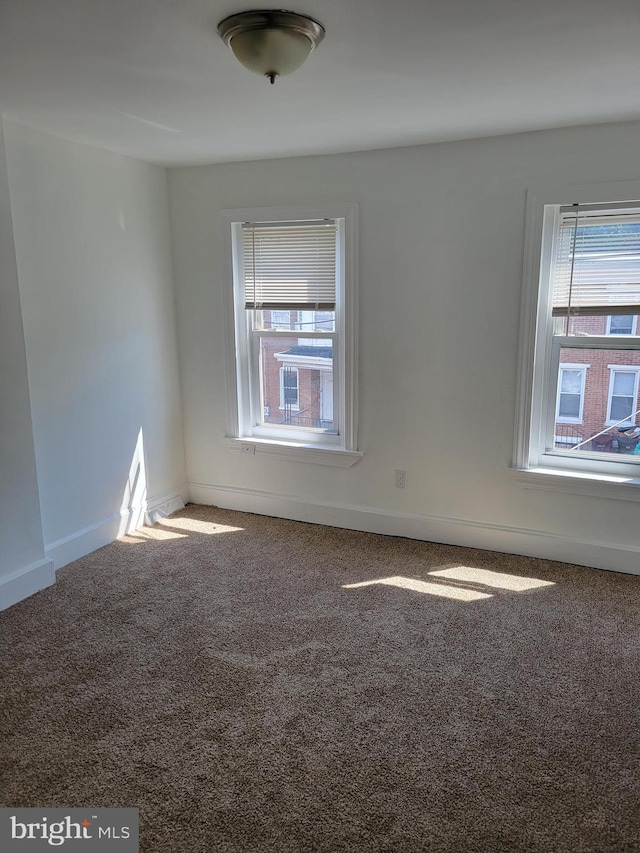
[0,558,55,611]
[46,512,133,570]
[145,489,186,525]
[188,481,640,576]
[45,485,187,571]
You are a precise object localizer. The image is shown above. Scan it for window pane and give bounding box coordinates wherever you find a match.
[609,315,635,335]
[314,311,335,331]
[295,310,335,332]
[612,372,635,396]
[553,348,640,455]
[270,310,292,329]
[281,366,298,407]
[610,395,634,422]
[559,393,580,418]
[258,335,335,431]
[560,370,583,394]
[552,214,640,319]
[254,309,336,333]
[558,315,640,337]
[242,220,337,311]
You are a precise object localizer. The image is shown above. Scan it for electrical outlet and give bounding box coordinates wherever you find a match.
[394,469,407,489]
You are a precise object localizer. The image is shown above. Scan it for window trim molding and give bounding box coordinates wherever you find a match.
[221,202,359,461]
[510,466,640,501]
[513,179,640,492]
[226,437,362,467]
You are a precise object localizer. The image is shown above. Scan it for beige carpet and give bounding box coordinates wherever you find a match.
[1,504,639,852]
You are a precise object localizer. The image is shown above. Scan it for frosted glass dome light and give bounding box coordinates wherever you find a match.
[218,10,325,84]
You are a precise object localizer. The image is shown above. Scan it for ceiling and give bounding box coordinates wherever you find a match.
[1,0,639,167]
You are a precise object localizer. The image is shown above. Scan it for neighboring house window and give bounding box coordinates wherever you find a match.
[224,203,359,461]
[515,186,640,484]
[271,310,291,329]
[315,311,335,332]
[606,368,640,425]
[279,366,299,409]
[606,315,637,335]
[556,365,587,423]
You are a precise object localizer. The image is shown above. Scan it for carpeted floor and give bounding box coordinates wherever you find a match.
[1,504,639,852]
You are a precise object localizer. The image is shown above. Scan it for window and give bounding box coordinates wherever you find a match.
[515,183,640,489]
[556,365,587,423]
[607,315,637,335]
[279,366,299,410]
[223,203,360,466]
[606,368,640,425]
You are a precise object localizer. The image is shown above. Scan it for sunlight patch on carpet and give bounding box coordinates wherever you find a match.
[156,518,245,535]
[342,575,493,601]
[429,566,556,591]
[119,518,244,544]
[121,527,188,542]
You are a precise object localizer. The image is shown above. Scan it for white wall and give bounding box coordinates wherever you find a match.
[4,122,186,570]
[0,127,53,608]
[169,118,640,574]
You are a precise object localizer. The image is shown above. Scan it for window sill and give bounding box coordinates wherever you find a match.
[511,466,640,501]
[227,438,362,468]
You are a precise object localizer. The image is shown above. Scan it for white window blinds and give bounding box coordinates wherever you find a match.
[243,219,337,310]
[552,205,640,317]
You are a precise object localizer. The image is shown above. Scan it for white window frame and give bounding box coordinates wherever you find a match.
[513,180,640,499]
[606,367,640,426]
[606,315,637,336]
[556,364,588,424]
[279,366,300,410]
[221,203,361,468]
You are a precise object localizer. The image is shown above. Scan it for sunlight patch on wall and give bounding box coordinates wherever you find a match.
[342,575,493,601]
[118,428,147,538]
[428,566,555,591]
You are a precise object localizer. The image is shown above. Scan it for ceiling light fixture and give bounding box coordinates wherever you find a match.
[217,10,325,85]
